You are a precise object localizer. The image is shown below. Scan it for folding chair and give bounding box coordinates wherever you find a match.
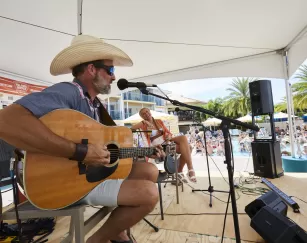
[2,201,114,243]
[156,142,183,220]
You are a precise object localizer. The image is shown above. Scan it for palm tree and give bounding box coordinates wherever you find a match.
[274,97,288,112]
[223,77,256,118]
[203,98,224,119]
[292,64,307,110]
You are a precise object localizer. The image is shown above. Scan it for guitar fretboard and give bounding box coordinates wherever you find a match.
[119,147,155,159]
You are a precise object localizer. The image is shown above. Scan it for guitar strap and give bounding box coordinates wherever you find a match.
[97,100,116,126]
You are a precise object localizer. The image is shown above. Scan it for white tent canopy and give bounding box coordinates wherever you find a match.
[1,0,307,94]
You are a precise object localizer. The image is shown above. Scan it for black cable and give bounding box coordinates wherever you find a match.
[290,196,307,204]
[148,212,247,216]
[208,155,229,185]
[86,205,248,215]
[229,134,234,172]
[221,192,231,243]
[244,151,252,172]
[11,170,23,242]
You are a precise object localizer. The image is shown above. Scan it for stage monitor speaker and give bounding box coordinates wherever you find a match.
[251,141,284,178]
[245,191,288,219]
[250,206,307,243]
[249,80,274,115]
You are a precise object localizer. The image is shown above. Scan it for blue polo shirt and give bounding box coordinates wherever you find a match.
[15,79,101,121]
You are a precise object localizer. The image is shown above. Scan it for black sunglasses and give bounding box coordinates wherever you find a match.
[94,63,115,76]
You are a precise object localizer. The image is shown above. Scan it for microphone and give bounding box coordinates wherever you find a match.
[117,78,157,90]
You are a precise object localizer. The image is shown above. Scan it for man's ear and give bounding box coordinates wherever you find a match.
[87,64,97,77]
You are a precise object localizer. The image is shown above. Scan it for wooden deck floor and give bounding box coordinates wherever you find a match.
[7,172,307,243]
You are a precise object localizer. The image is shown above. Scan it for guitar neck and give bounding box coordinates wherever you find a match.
[119,147,155,159]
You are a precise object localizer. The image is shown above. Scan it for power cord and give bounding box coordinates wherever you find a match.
[234,172,270,196]
[10,158,23,242]
[221,193,231,243]
[229,134,234,172]
[290,196,307,204]
[148,211,247,216]
[220,133,236,243]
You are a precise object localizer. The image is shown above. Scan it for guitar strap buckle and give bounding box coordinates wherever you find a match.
[78,139,88,175]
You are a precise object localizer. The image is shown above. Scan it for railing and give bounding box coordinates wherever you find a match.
[125,112,132,119]
[173,110,194,121]
[155,99,164,106]
[109,110,122,120]
[123,92,164,104]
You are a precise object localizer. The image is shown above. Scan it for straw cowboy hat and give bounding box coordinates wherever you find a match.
[50,35,133,76]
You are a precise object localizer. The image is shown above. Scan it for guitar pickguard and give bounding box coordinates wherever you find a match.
[86,163,119,182]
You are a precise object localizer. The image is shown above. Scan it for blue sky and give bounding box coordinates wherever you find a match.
[159,59,307,104]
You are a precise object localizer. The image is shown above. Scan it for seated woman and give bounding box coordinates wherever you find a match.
[131,108,197,183]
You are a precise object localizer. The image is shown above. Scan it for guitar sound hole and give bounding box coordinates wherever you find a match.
[107,143,119,164]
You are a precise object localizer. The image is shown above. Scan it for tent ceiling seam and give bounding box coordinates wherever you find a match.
[0,15,275,50]
[0,69,54,86]
[285,23,307,51]
[0,15,75,36]
[102,38,274,50]
[130,50,280,82]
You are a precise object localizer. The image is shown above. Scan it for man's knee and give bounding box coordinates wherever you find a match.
[141,181,159,209]
[117,180,158,208]
[144,162,159,182]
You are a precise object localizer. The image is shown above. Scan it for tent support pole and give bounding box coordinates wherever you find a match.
[77,0,83,35]
[282,51,296,157]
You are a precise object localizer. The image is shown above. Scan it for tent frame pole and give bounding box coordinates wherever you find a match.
[282,51,296,157]
[77,0,83,35]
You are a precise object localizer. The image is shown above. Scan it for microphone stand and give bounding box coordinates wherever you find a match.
[138,88,259,243]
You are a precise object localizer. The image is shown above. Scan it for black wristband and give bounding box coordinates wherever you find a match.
[69,143,88,161]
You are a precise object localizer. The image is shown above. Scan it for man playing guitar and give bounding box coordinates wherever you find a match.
[0,35,165,243]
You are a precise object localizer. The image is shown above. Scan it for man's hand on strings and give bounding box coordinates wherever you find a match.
[83,144,111,166]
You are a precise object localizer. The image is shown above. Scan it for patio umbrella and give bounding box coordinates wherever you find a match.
[123,110,174,124]
[236,114,260,122]
[274,112,289,119]
[203,118,222,126]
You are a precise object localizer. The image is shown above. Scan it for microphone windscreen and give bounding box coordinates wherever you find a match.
[117,79,128,90]
[175,107,180,112]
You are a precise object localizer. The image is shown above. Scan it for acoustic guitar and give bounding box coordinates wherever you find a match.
[20,109,157,210]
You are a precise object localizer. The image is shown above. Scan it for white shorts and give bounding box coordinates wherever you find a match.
[78,179,124,207]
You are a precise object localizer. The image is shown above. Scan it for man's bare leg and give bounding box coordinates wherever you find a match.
[86,162,159,243]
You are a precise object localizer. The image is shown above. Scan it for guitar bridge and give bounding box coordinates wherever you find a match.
[78,139,88,175]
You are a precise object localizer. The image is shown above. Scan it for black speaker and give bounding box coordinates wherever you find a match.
[249,80,274,115]
[245,191,288,219]
[251,141,284,178]
[250,206,307,243]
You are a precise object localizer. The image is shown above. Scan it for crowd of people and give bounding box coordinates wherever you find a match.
[184,127,253,156]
